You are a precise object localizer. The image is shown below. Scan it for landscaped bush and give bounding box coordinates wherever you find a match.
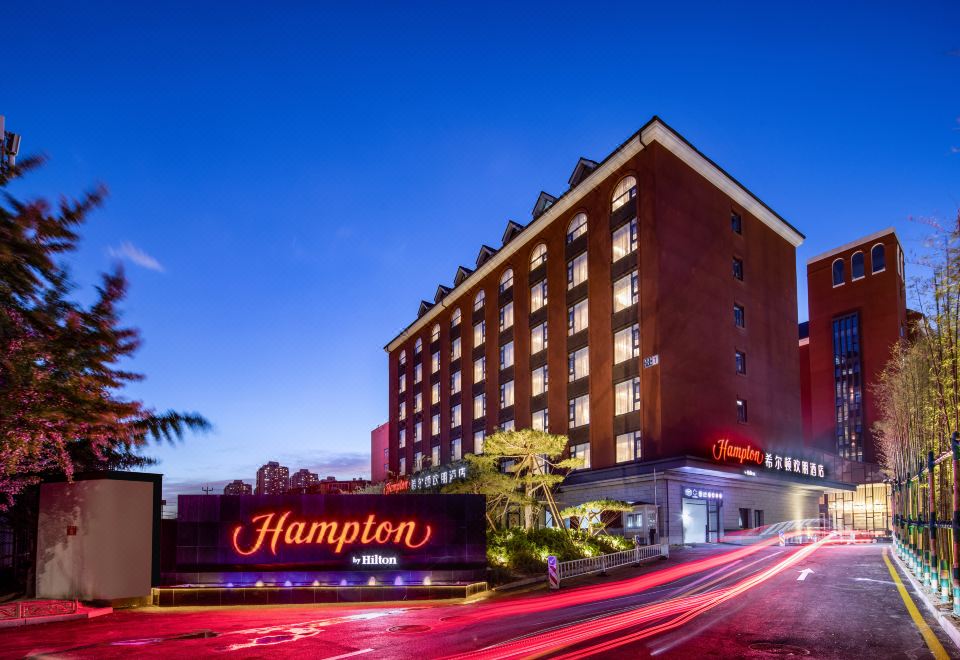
[486,527,634,577]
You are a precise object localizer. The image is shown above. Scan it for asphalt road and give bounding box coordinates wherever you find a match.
[2,542,956,659]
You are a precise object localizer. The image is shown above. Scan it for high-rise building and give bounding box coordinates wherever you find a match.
[289,468,320,492]
[255,461,289,495]
[223,480,252,496]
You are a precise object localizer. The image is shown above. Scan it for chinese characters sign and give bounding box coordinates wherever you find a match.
[763,453,825,478]
[408,462,468,492]
[683,487,723,500]
[711,439,826,479]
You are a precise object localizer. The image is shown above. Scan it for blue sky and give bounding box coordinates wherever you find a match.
[4,2,958,503]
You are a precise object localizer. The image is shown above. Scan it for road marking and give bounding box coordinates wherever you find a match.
[796,568,813,581]
[324,650,374,660]
[883,550,950,660]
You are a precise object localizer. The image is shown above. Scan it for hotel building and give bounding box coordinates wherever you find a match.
[384,117,857,543]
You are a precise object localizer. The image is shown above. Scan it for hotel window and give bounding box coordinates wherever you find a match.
[849,251,867,281]
[611,218,638,262]
[451,307,461,328]
[568,394,590,428]
[872,244,886,273]
[832,258,845,286]
[398,372,406,393]
[414,422,422,443]
[567,252,588,289]
[451,437,462,461]
[501,419,516,432]
[451,370,461,395]
[734,304,745,328]
[399,427,406,448]
[500,380,515,408]
[567,212,588,243]
[415,338,422,354]
[568,346,589,381]
[399,456,406,474]
[613,270,639,312]
[833,312,864,461]
[499,268,514,293]
[432,351,440,374]
[733,257,743,281]
[531,279,548,312]
[474,430,485,454]
[474,393,486,419]
[616,431,641,463]
[474,356,486,382]
[532,364,549,396]
[499,341,514,370]
[431,445,440,467]
[615,377,641,415]
[399,349,407,367]
[731,212,742,234]
[431,413,440,437]
[474,290,485,311]
[399,401,406,420]
[568,299,589,334]
[735,350,746,375]
[532,408,549,431]
[531,322,548,354]
[431,324,440,343]
[414,451,422,470]
[414,392,423,413]
[414,362,422,384]
[614,323,640,364]
[451,337,462,361]
[611,176,637,213]
[570,441,591,468]
[451,404,461,429]
[431,382,440,405]
[474,321,485,346]
[499,301,514,331]
[531,243,547,269]
[736,399,748,423]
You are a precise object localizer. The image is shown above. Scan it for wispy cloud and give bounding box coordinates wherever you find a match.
[108,241,164,272]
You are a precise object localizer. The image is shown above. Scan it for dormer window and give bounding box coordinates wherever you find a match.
[567,213,588,243]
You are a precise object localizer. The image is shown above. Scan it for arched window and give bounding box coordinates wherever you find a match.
[611,176,637,212]
[851,252,865,280]
[567,213,588,243]
[474,290,485,311]
[832,258,845,286]
[872,244,886,273]
[530,243,547,269]
[450,308,461,328]
[431,324,440,343]
[415,338,423,354]
[499,268,514,293]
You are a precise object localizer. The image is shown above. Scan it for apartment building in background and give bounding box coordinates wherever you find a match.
[223,480,252,496]
[255,461,289,496]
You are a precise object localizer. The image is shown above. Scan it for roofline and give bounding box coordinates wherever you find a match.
[806,227,898,265]
[384,116,804,352]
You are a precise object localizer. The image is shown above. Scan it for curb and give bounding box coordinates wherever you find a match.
[492,576,546,592]
[891,549,960,651]
[0,606,111,629]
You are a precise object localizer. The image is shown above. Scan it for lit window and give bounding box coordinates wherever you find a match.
[451,308,461,328]
[613,270,639,312]
[532,365,549,396]
[474,321,485,346]
[399,456,406,474]
[614,323,640,364]
[567,212,588,243]
[500,380,515,408]
[731,212,742,234]
[852,252,865,280]
[615,377,641,415]
[415,451,423,470]
[398,401,406,420]
[399,427,406,448]
[414,422,422,443]
[736,351,746,375]
[414,363,422,384]
[501,419,515,432]
[532,408,549,431]
[611,176,637,213]
[531,279,548,312]
[432,413,440,436]
[734,304,745,328]
[415,338,423,354]
[474,290,485,311]
[399,349,407,367]
[568,299,589,335]
[612,218,638,262]
[474,356,486,382]
[530,243,547,269]
[567,252,588,289]
[832,259,845,286]
[733,257,743,281]
[499,341,514,370]
[431,324,440,343]
[568,347,589,381]
[451,404,461,429]
[451,370,461,395]
[499,302,514,331]
[616,431,641,463]
[474,393,486,419]
[398,372,406,393]
[872,244,886,273]
[531,322,548,353]
[737,399,748,423]
[499,269,514,293]
[451,437,462,461]
[432,351,440,374]
[570,441,591,468]
[474,430,485,454]
[451,337,461,361]
[431,382,440,405]
[414,392,423,413]
[431,445,440,467]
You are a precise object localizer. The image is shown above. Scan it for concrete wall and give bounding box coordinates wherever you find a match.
[36,478,155,601]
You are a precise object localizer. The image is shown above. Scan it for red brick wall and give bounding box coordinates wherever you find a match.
[370,422,390,482]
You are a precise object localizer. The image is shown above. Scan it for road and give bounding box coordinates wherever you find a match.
[2,541,956,659]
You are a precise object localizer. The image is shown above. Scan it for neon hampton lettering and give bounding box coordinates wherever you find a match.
[711,438,764,465]
[232,511,432,556]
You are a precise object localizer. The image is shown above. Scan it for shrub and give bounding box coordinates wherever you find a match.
[487,527,634,576]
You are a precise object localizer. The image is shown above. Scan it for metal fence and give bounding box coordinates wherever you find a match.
[550,543,668,589]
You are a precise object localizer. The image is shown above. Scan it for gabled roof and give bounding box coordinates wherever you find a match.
[417,300,435,318]
[476,244,498,268]
[568,157,599,187]
[454,266,474,286]
[501,220,525,246]
[532,191,558,219]
[434,285,452,303]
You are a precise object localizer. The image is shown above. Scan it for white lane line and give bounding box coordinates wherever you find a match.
[324,649,374,660]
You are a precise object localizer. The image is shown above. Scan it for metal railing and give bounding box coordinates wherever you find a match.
[550,543,668,589]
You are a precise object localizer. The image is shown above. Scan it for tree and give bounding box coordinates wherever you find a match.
[0,155,210,509]
[559,499,633,537]
[441,452,522,531]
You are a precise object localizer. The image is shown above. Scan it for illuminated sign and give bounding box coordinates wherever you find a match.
[383,479,410,494]
[684,487,723,500]
[712,438,764,465]
[409,461,468,492]
[764,453,825,479]
[711,439,826,479]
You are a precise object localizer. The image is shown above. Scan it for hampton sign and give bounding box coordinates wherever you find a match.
[711,438,826,480]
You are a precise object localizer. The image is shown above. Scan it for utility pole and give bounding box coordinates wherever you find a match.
[201,486,214,495]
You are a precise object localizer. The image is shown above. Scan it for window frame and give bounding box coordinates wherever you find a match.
[871,243,886,273]
[530,243,547,269]
[566,212,588,243]
[832,258,845,287]
[851,251,865,280]
[499,268,514,293]
[611,176,637,213]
